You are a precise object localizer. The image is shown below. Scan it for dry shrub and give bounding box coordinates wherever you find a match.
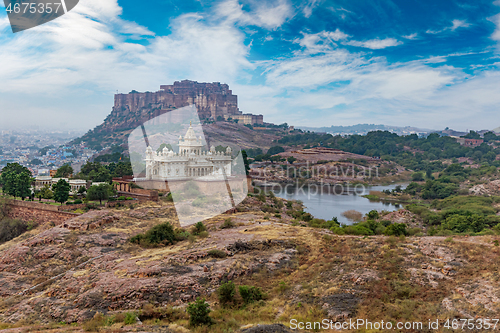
[0,218,28,244]
[83,312,105,332]
[342,210,363,222]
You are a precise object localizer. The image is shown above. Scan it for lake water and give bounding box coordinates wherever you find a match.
[268,183,407,225]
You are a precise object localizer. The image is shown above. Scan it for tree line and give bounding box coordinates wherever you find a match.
[0,162,117,205]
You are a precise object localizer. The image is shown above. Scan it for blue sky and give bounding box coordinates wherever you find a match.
[1,0,500,131]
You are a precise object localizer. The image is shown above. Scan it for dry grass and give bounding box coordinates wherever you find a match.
[341,209,363,222]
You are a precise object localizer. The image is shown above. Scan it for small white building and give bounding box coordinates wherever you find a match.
[69,179,87,193]
[34,177,89,194]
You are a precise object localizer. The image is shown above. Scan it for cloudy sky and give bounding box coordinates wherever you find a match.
[0,0,500,131]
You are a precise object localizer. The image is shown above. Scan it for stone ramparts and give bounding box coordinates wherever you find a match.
[5,200,80,225]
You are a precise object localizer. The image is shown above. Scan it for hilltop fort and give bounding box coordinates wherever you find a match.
[112,80,263,127]
[74,80,265,150]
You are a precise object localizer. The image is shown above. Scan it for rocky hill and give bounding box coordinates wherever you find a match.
[72,80,270,152]
[0,195,499,332]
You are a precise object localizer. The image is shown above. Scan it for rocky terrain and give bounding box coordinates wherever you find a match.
[0,195,499,332]
[469,179,500,196]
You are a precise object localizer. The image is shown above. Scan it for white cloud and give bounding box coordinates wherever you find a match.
[0,16,8,32]
[0,0,252,129]
[303,0,320,18]
[427,19,471,34]
[402,33,418,40]
[451,19,470,31]
[1,0,499,132]
[296,29,350,54]
[490,14,500,42]
[247,38,500,129]
[215,0,294,30]
[343,38,403,49]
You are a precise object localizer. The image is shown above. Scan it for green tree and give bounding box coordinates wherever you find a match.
[34,189,42,202]
[186,298,212,327]
[287,156,297,164]
[55,164,74,178]
[52,179,71,204]
[483,131,498,142]
[270,155,283,163]
[384,223,408,236]
[366,210,379,220]
[241,150,250,176]
[463,131,481,139]
[0,163,33,200]
[156,143,174,154]
[217,280,236,306]
[15,172,33,200]
[238,285,263,304]
[40,184,53,200]
[87,183,112,205]
[267,146,285,155]
[215,145,228,153]
[411,172,425,181]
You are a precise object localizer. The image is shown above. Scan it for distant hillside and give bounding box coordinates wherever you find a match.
[72,115,282,154]
[71,80,274,152]
[298,124,435,136]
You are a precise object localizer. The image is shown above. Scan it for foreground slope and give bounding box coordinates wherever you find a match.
[0,197,498,332]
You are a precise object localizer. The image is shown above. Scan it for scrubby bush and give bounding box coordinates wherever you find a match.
[130,222,176,246]
[191,222,207,235]
[208,249,227,258]
[83,312,105,332]
[174,229,191,241]
[384,223,408,236]
[366,210,379,220]
[238,285,263,304]
[74,199,83,204]
[411,172,425,181]
[124,312,137,325]
[278,281,289,293]
[198,231,209,238]
[442,214,485,233]
[308,217,339,229]
[220,218,235,229]
[218,281,236,305]
[342,224,373,236]
[187,298,213,326]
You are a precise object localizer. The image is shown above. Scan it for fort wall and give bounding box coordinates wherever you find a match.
[5,200,80,225]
